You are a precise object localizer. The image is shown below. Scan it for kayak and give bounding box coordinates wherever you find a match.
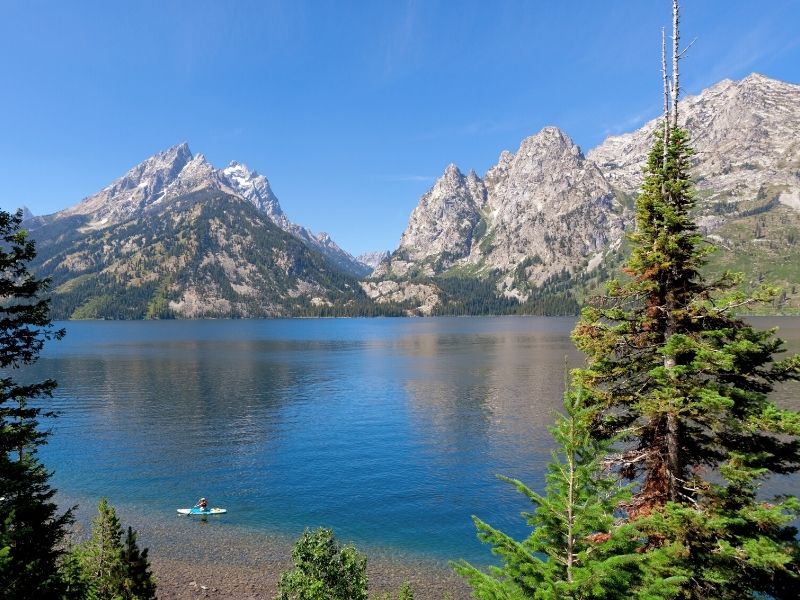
[177,507,227,515]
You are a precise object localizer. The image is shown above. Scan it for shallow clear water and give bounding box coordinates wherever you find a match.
[22,316,800,564]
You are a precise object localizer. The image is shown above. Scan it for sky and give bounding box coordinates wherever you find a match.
[2,1,799,256]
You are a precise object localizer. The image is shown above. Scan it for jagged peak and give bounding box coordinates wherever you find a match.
[443,163,463,178]
[742,72,770,84]
[507,126,585,165]
[497,150,513,166]
[518,126,575,150]
[225,160,258,178]
[697,73,797,103]
[737,71,799,92]
[157,142,193,161]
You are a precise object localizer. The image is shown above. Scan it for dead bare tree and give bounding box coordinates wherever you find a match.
[671,0,680,129]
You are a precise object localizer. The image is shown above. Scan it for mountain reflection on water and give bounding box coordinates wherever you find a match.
[24,317,800,563]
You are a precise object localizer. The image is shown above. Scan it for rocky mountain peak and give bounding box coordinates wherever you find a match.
[588,73,800,208]
[39,143,367,277]
[443,163,462,178]
[60,142,200,227]
[164,141,192,159]
[221,160,284,220]
[226,160,255,177]
[515,126,583,163]
[378,162,487,276]
[485,126,605,217]
[434,163,467,191]
[373,125,622,302]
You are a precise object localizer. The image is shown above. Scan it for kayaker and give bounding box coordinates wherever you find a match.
[195,497,208,511]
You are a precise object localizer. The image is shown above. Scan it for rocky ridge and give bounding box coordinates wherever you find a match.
[30,189,374,319]
[21,72,800,318]
[24,145,377,318]
[371,127,625,309]
[588,73,800,210]
[33,144,367,278]
[369,74,800,314]
[355,250,391,271]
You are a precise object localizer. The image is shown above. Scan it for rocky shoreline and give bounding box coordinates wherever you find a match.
[150,555,471,600]
[63,497,473,600]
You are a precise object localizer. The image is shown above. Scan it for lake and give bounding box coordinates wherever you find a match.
[24,316,800,565]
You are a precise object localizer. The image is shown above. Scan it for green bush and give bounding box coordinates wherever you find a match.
[277,527,368,600]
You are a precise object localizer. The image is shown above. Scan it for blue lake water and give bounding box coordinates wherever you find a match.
[23,316,800,565]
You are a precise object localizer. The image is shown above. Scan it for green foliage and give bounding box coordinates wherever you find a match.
[572,125,800,598]
[71,498,156,600]
[79,498,125,599]
[377,581,415,600]
[0,208,72,600]
[397,581,414,600]
[427,272,580,317]
[28,192,386,319]
[58,540,92,600]
[702,201,800,313]
[120,526,156,600]
[276,527,368,600]
[454,387,655,599]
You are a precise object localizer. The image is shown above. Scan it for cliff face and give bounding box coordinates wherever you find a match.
[371,127,624,307]
[477,127,623,297]
[369,74,800,314]
[588,74,800,210]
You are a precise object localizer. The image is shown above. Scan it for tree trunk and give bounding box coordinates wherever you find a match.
[671,0,680,129]
[662,27,670,165]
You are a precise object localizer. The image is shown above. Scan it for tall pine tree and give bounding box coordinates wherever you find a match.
[0,208,71,599]
[572,2,800,596]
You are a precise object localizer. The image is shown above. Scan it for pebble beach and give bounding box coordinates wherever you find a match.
[64,497,473,600]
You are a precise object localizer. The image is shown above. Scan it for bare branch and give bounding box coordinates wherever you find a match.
[678,37,697,58]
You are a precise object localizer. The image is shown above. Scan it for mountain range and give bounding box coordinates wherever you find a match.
[365,73,800,314]
[24,146,385,318]
[22,73,800,318]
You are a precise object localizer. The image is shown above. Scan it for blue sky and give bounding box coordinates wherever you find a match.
[2,1,799,256]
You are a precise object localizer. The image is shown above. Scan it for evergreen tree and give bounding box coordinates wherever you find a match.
[454,387,660,599]
[58,540,93,600]
[276,527,368,600]
[0,208,71,599]
[86,498,125,598]
[120,526,156,600]
[80,498,125,600]
[571,3,800,596]
[70,499,156,600]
